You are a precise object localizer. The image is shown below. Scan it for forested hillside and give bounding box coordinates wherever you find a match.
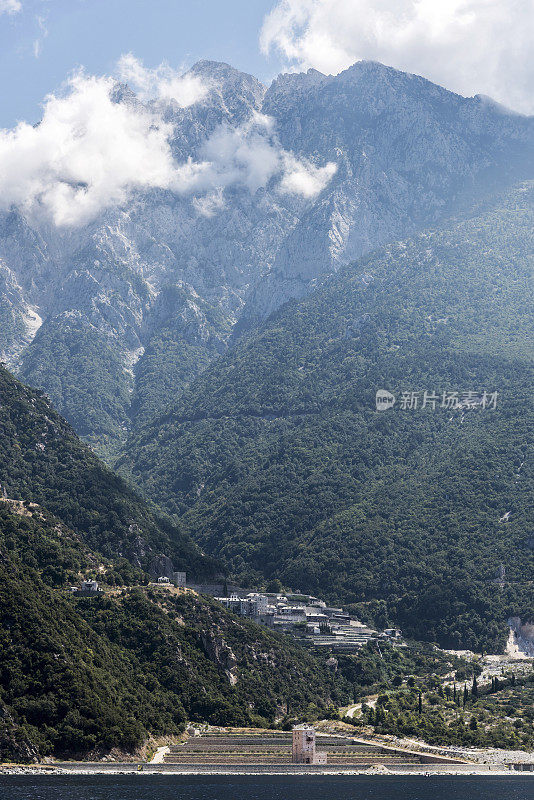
[0,365,217,579]
[118,185,534,652]
[0,372,367,759]
[0,502,356,760]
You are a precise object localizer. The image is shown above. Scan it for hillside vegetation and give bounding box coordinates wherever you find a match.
[118,185,534,652]
[0,501,360,760]
[352,662,534,751]
[0,365,217,579]
[1,368,405,761]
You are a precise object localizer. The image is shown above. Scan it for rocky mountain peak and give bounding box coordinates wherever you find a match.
[189,59,260,84]
[110,81,139,107]
[1,59,534,452]
[266,67,328,97]
[187,60,265,114]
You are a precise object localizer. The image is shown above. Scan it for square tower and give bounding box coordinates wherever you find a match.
[292,725,316,764]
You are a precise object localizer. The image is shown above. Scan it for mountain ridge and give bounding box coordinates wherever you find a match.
[117,183,534,652]
[1,59,532,453]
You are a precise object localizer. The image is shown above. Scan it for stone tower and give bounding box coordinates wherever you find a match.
[292,725,327,765]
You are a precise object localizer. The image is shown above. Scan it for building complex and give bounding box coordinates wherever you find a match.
[214,590,402,652]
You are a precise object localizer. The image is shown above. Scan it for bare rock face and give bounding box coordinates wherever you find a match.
[148,554,175,580]
[244,61,534,323]
[200,629,239,685]
[1,60,533,450]
[0,259,43,368]
[508,617,534,657]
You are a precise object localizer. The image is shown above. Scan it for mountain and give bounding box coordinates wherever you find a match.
[0,366,360,759]
[117,184,534,652]
[1,61,533,454]
[0,500,356,760]
[243,61,534,321]
[0,365,216,579]
[0,61,295,455]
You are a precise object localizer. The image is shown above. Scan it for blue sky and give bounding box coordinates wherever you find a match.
[0,0,530,229]
[0,0,281,127]
[1,0,532,130]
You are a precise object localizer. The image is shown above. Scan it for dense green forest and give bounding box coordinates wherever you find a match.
[0,365,218,579]
[0,502,361,759]
[118,185,534,652]
[0,369,415,761]
[18,314,132,458]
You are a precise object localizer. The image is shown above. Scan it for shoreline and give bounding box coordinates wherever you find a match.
[1,766,531,777]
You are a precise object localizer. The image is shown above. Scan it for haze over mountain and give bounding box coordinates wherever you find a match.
[1,59,533,454]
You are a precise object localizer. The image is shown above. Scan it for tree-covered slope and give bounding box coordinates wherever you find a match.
[0,502,354,760]
[17,313,133,457]
[118,185,534,652]
[0,365,217,579]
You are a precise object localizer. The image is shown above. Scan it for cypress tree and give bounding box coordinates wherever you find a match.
[418,692,423,715]
[472,674,478,699]
[463,685,468,707]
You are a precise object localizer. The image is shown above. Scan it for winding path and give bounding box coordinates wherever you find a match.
[344,694,378,719]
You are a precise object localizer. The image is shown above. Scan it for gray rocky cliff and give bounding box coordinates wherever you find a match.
[200,629,239,685]
[1,59,533,452]
[243,61,534,322]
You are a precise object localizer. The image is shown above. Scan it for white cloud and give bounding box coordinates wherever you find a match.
[192,188,226,217]
[198,111,336,197]
[201,113,281,193]
[33,15,48,59]
[0,63,336,227]
[0,72,209,226]
[0,0,21,13]
[117,54,210,107]
[280,154,337,198]
[261,0,534,114]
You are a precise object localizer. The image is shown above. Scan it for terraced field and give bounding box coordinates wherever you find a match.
[162,731,460,769]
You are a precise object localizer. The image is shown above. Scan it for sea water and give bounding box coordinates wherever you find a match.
[0,775,533,800]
